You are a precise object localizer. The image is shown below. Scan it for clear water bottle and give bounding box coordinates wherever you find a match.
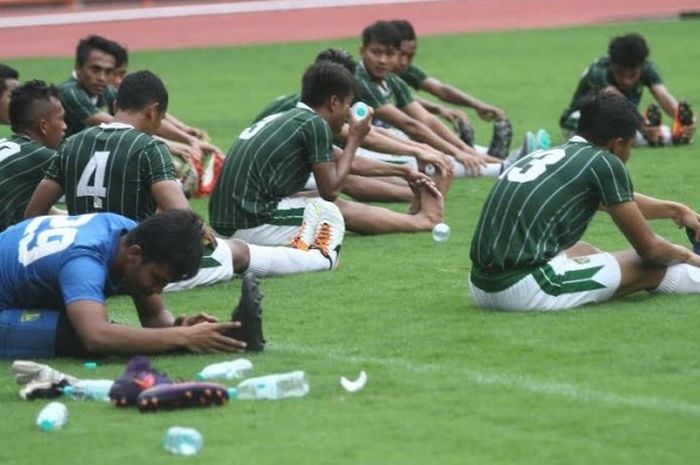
[432,223,451,242]
[196,358,252,381]
[36,402,68,432]
[62,380,114,401]
[163,426,203,456]
[232,370,309,400]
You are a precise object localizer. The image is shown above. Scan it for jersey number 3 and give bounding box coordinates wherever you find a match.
[18,215,96,266]
[506,149,566,183]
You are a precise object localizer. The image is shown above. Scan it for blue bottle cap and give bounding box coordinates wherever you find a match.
[226,388,238,399]
[62,386,74,396]
[39,420,54,432]
[83,362,97,370]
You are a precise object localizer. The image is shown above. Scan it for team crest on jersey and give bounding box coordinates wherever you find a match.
[20,311,41,323]
[572,257,591,265]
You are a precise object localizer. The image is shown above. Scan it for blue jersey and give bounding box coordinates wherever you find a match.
[0,213,136,311]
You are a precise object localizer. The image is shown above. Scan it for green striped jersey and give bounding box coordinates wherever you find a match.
[0,134,55,231]
[45,123,177,221]
[253,92,300,123]
[209,103,334,235]
[355,63,414,109]
[470,137,634,289]
[398,64,428,90]
[58,76,117,137]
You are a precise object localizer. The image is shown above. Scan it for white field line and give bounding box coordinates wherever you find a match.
[0,0,442,28]
[275,342,700,417]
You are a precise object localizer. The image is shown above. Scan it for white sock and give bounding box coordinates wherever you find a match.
[653,263,700,294]
[451,159,502,178]
[247,244,332,277]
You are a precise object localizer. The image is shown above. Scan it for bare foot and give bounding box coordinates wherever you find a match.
[414,183,444,229]
[433,171,453,196]
[408,181,421,215]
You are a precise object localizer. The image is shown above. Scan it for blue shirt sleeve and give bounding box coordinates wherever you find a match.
[59,255,108,305]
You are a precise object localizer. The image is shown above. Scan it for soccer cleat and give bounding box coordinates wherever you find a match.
[289,200,323,250]
[11,360,79,386]
[686,227,700,254]
[487,118,513,159]
[136,382,229,412]
[672,100,695,145]
[108,356,172,407]
[197,150,225,197]
[309,201,345,269]
[644,103,663,146]
[225,272,265,352]
[456,119,475,147]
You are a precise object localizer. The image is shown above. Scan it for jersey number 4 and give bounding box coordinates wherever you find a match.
[76,151,111,208]
[18,215,96,266]
[506,149,566,183]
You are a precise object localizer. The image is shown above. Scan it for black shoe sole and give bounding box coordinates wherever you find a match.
[137,382,229,412]
[225,272,265,352]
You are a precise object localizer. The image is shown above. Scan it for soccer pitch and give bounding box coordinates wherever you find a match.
[2,18,700,465]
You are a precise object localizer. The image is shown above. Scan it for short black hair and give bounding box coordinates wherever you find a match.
[9,80,59,134]
[115,70,168,113]
[301,61,358,108]
[315,48,357,74]
[608,33,649,68]
[0,64,19,95]
[391,20,416,41]
[361,20,401,49]
[125,209,204,282]
[577,89,643,145]
[76,35,117,67]
[110,40,129,68]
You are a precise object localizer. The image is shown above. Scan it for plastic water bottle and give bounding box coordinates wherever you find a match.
[196,358,252,381]
[36,402,68,432]
[231,370,309,400]
[424,164,436,176]
[62,380,114,401]
[351,102,370,122]
[163,427,203,456]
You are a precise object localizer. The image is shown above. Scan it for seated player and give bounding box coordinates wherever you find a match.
[210,61,444,247]
[0,64,19,125]
[560,33,696,146]
[108,39,223,197]
[0,210,250,359]
[0,81,67,231]
[470,89,700,311]
[390,20,515,158]
[25,71,341,288]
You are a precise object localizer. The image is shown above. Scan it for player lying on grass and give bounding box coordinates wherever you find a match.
[210,60,445,246]
[255,48,454,203]
[108,39,223,197]
[0,64,19,125]
[560,33,696,146]
[0,210,260,359]
[390,19,515,158]
[470,89,700,311]
[25,71,346,289]
[0,81,67,231]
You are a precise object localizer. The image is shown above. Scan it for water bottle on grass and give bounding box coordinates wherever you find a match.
[36,402,68,432]
[62,380,114,401]
[230,370,309,400]
[163,426,203,456]
[196,358,252,381]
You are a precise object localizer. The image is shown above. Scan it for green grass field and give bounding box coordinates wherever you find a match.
[2,18,700,465]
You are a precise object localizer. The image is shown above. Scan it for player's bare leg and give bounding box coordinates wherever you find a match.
[564,241,602,258]
[342,174,413,203]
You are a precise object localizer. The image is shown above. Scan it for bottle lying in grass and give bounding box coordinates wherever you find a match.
[62,380,114,401]
[163,426,202,456]
[229,371,309,400]
[36,402,68,432]
[196,358,252,381]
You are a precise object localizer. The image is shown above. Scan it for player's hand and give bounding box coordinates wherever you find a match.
[415,149,453,176]
[476,103,506,121]
[347,107,373,141]
[166,140,197,163]
[175,312,219,326]
[403,168,433,186]
[682,121,696,143]
[202,224,218,247]
[641,124,662,145]
[456,152,487,176]
[673,204,700,241]
[183,321,247,353]
[439,107,469,126]
[187,126,212,142]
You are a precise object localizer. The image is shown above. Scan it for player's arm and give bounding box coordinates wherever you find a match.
[607,201,700,266]
[83,111,114,127]
[633,193,700,238]
[649,84,678,119]
[416,97,469,126]
[66,299,245,354]
[419,77,506,120]
[24,179,64,218]
[312,115,371,200]
[165,113,211,141]
[151,180,191,211]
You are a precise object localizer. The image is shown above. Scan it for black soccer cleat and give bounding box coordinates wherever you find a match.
[137,382,229,412]
[686,227,700,255]
[487,118,513,159]
[673,100,695,145]
[456,119,475,147]
[225,272,265,352]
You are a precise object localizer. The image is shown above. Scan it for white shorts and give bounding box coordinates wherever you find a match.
[164,238,234,292]
[470,252,621,311]
[232,197,310,246]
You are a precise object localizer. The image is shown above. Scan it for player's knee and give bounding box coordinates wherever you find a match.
[229,239,250,274]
